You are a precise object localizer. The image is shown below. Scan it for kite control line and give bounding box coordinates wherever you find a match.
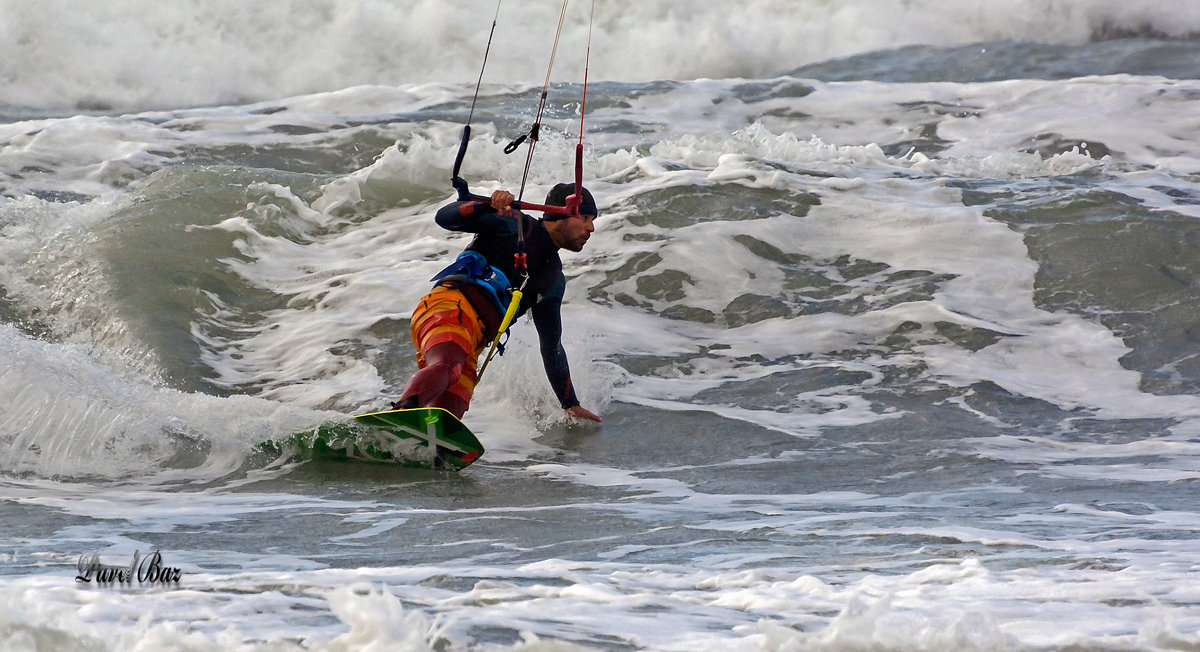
[451,0,592,219]
[450,0,502,201]
[450,0,596,385]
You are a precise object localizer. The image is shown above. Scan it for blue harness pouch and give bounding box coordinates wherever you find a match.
[430,251,512,315]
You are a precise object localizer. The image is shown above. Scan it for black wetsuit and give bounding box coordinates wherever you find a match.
[434,200,580,409]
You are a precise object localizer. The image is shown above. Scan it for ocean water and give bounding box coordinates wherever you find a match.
[4,0,1200,649]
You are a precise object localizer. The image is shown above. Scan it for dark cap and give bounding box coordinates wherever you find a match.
[544,183,597,220]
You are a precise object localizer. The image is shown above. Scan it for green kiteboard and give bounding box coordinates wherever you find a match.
[306,407,484,471]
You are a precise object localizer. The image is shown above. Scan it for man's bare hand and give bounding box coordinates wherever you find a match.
[565,405,602,422]
[491,190,515,214]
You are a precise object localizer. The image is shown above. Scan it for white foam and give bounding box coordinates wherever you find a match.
[587,118,1200,424]
[6,0,1200,111]
[321,583,441,651]
[7,28,1200,652]
[3,487,1200,651]
[0,321,324,480]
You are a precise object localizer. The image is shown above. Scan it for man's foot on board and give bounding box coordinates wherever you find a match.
[390,395,419,411]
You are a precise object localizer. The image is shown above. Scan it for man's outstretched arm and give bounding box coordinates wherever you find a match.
[532,294,602,422]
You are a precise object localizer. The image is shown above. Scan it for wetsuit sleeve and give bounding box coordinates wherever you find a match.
[531,276,580,410]
[435,200,514,235]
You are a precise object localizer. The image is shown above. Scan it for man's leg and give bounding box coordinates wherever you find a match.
[397,341,470,418]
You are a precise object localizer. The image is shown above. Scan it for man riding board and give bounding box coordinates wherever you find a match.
[393,183,602,423]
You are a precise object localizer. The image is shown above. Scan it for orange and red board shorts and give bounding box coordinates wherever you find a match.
[410,285,488,406]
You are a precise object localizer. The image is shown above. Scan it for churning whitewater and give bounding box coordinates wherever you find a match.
[4,0,1200,649]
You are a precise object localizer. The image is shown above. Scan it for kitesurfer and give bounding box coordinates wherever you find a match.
[393,184,602,422]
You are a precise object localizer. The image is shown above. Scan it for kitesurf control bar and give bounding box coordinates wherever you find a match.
[452,180,581,214]
[455,186,573,216]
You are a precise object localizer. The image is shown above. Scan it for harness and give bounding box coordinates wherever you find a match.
[429,250,512,317]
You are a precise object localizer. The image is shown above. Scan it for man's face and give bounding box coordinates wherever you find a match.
[552,212,597,252]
